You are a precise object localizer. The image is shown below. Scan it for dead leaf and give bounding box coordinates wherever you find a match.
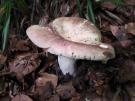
[9,35,29,52]
[95,86,104,96]
[100,20,111,32]
[110,25,134,47]
[11,94,33,101]
[15,40,30,51]
[0,53,7,65]
[110,25,127,40]
[125,22,135,35]
[70,92,81,101]
[9,53,41,80]
[85,92,102,101]
[56,82,76,100]
[35,73,58,89]
[48,95,60,101]
[119,40,133,47]
[112,39,133,48]
[0,53,7,70]
[38,82,53,101]
[100,1,116,10]
[124,0,135,5]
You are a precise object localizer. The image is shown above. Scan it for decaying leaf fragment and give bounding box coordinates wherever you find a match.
[0,53,7,65]
[125,22,135,35]
[110,25,134,47]
[9,35,30,52]
[56,82,77,100]
[11,94,33,101]
[35,73,58,89]
[9,53,41,80]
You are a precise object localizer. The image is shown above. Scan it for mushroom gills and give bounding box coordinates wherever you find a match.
[58,56,76,76]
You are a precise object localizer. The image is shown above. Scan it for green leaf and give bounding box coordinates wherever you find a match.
[76,0,82,17]
[112,0,124,5]
[0,0,13,24]
[1,15,11,52]
[0,0,12,52]
[96,0,124,5]
[87,0,96,25]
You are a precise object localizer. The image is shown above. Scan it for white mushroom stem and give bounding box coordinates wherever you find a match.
[58,56,76,76]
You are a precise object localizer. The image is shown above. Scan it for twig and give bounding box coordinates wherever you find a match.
[0,71,12,77]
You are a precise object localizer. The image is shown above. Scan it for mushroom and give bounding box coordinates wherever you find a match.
[26,17,115,76]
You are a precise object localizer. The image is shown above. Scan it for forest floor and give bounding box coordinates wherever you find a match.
[0,0,135,101]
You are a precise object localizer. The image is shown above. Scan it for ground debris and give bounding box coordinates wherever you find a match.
[0,0,135,101]
[35,73,58,89]
[8,53,41,81]
[11,94,33,101]
[56,82,77,100]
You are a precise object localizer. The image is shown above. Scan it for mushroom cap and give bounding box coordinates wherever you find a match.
[26,25,115,61]
[50,17,101,44]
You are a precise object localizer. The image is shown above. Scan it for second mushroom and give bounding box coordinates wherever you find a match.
[26,17,115,76]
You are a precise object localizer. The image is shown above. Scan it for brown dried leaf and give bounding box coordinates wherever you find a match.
[110,25,134,47]
[124,0,135,5]
[48,95,60,101]
[125,23,135,35]
[38,82,53,101]
[110,25,127,40]
[15,40,30,51]
[35,73,58,89]
[11,94,33,101]
[70,92,81,101]
[119,40,133,47]
[56,82,76,100]
[9,53,41,80]
[85,92,102,101]
[110,25,119,36]
[112,39,133,48]
[9,35,29,52]
[0,53,7,64]
[8,34,37,53]
[100,1,116,10]
[100,20,111,31]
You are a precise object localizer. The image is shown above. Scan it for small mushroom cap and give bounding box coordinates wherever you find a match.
[26,25,115,61]
[50,17,101,44]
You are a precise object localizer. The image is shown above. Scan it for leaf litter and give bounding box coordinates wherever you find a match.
[0,0,135,101]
